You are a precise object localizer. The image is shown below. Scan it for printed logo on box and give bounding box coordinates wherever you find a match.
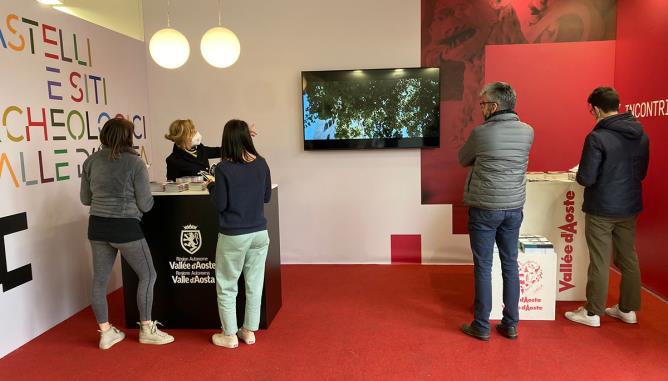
[180,224,202,255]
[519,260,544,294]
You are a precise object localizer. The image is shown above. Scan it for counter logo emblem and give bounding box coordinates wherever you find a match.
[181,224,202,255]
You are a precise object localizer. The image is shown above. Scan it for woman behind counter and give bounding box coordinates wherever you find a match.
[80,117,174,350]
[164,119,221,181]
[207,119,272,349]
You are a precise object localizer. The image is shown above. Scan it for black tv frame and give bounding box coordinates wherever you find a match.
[302,67,440,151]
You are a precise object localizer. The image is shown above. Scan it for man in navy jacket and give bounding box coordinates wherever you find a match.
[566,87,650,327]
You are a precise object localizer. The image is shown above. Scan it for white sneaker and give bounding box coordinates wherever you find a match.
[138,321,175,345]
[605,304,638,324]
[237,328,256,345]
[99,326,125,350]
[565,306,601,327]
[212,332,238,348]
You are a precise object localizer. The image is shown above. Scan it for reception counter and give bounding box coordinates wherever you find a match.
[490,175,589,320]
[523,176,589,301]
[121,185,282,329]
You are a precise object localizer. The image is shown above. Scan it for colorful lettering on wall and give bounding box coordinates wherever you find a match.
[0,10,149,189]
[0,14,92,65]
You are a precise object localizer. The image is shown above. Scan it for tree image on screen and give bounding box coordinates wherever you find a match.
[303,76,439,140]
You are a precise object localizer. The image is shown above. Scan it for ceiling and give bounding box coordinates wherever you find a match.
[46,0,145,41]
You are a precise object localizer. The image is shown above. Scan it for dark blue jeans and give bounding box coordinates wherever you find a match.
[468,207,523,332]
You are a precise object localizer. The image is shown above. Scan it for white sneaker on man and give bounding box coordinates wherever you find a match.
[605,304,638,324]
[565,306,601,327]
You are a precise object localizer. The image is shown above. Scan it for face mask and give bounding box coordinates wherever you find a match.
[191,131,202,146]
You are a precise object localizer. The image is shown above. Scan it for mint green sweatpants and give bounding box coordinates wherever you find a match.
[215,230,269,335]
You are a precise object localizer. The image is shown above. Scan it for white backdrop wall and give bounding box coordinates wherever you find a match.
[142,0,470,264]
[0,1,150,358]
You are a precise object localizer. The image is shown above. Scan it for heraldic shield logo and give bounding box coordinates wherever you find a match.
[180,224,202,255]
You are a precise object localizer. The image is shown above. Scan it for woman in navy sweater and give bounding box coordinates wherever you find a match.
[207,119,272,348]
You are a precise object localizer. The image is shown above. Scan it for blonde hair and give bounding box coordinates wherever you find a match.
[165,119,196,149]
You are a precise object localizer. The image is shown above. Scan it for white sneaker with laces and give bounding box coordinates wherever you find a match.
[138,321,175,345]
[565,306,601,327]
[99,326,125,350]
[605,304,638,324]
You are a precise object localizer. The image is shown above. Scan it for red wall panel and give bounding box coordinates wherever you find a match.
[420,0,617,234]
[484,41,616,171]
[615,0,668,299]
[391,235,422,264]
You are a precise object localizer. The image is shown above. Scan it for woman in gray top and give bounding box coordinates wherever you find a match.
[80,118,174,350]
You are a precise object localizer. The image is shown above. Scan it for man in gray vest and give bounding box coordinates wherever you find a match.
[458,82,534,341]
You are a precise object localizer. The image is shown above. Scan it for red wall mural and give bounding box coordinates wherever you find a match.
[421,0,617,233]
[615,0,668,299]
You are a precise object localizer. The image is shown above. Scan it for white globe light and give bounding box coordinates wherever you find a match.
[149,28,190,69]
[200,27,240,68]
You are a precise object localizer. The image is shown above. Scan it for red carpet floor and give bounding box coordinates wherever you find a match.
[1,265,667,380]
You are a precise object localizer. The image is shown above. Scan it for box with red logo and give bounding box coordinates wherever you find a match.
[490,239,557,321]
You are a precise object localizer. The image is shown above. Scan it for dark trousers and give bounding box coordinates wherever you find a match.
[584,214,641,315]
[468,207,523,332]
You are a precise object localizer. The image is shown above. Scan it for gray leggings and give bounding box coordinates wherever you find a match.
[90,239,156,323]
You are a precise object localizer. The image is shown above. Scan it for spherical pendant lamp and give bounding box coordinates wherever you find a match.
[148,0,190,69]
[149,28,190,69]
[200,27,240,68]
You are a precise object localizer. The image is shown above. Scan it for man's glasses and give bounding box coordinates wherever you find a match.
[479,101,496,107]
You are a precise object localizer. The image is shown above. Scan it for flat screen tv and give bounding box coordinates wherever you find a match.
[302,67,440,150]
